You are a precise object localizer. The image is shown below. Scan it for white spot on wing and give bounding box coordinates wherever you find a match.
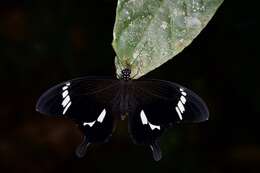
[140,110,160,131]
[62,90,69,98]
[180,96,186,104]
[63,102,71,115]
[174,88,188,120]
[140,110,148,125]
[82,109,106,127]
[97,109,106,123]
[61,83,72,115]
[149,123,161,130]
[62,86,68,91]
[177,101,185,113]
[83,121,96,127]
[175,106,183,120]
[62,95,70,107]
[181,91,187,96]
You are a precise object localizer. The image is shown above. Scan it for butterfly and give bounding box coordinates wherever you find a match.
[36,68,209,161]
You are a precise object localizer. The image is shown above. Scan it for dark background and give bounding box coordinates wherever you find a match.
[0,0,259,172]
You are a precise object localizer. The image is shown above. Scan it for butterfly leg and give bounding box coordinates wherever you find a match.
[75,136,91,158]
[150,140,162,161]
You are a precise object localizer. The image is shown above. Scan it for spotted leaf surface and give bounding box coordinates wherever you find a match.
[113,0,223,79]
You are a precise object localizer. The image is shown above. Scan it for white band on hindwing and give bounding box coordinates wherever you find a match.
[140,110,160,130]
[83,109,107,127]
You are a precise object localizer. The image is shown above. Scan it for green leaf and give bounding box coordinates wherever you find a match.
[112,0,223,79]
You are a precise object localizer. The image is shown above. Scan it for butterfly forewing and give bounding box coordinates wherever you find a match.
[36,77,120,143]
[133,79,209,125]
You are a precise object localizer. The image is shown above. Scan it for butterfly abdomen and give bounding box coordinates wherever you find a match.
[115,81,135,120]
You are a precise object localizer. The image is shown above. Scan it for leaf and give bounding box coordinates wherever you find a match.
[112,0,223,79]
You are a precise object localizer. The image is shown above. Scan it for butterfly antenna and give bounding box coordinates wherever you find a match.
[75,136,90,158]
[150,140,162,161]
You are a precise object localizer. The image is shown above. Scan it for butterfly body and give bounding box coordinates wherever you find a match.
[36,69,209,161]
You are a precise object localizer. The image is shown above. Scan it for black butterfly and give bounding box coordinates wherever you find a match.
[36,69,209,161]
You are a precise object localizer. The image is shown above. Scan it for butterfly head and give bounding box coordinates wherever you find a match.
[121,68,131,81]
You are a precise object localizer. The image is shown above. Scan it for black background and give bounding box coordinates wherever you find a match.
[0,0,259,172]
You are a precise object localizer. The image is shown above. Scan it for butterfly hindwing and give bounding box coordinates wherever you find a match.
[36,77,120,144]
[127,79,209,160]
[128,108,164,161]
